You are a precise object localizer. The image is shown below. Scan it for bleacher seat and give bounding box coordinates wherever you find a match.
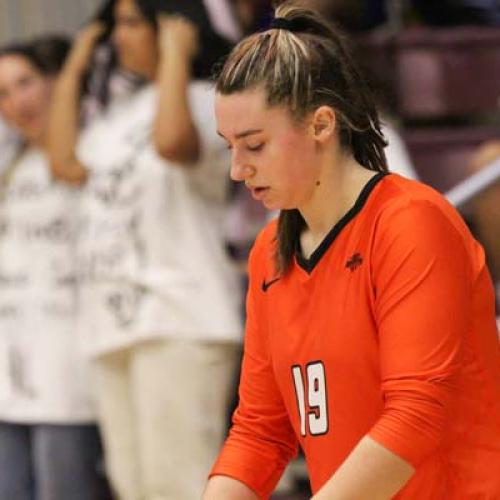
[395,26,500,119]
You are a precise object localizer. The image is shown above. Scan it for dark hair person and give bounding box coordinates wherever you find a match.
[47,1,242,498]
[0,38,69,147]
[77,0,234,111]
[0,37,105,500]
[203,2,500,499]
[94,0,232,75]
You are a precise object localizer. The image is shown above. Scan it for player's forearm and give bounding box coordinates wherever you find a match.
[203,475,258,500]
[311,436,414,500]
[153,49,199,165]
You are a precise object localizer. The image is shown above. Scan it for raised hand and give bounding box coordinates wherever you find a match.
[157,14,200,62]
[64,22,106,77]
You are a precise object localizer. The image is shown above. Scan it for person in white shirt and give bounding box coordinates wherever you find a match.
[0,38,106,500]
[48,1,242,499]
[0,116,19,173]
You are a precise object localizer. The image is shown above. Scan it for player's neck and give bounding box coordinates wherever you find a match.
[299,156,376,259]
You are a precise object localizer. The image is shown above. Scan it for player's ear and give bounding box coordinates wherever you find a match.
[310,105,336,144]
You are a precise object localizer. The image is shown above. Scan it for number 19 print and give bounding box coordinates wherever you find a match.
[292,361,329,437]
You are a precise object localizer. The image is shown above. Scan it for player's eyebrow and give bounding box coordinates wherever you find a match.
[217,129,263,140]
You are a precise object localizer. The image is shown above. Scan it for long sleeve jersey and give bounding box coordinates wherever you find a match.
[211,173,500,499]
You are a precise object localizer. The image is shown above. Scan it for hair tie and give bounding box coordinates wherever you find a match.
[269,17,309,33]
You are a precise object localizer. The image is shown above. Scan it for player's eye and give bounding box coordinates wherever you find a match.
[247,143,264,152]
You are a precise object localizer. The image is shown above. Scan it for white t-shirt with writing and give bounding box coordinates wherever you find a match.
[76,82,242,357]
[0,148,95,423]
[0,118,19,173]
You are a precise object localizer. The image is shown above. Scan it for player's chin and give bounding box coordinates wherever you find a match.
[268,197,299,212]
[259,190,293,211]
[262,197,284,211]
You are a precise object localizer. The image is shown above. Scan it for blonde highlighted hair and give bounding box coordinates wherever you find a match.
[216,1,388,273]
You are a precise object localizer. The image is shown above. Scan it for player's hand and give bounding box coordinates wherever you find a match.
[64,22,105,76]
[158,14,199,62]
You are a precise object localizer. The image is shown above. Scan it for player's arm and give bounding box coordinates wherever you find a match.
[203,476,258,500]
[311,436,414,499]
[205,232,298,498]
[316,201,473,498]
[153,15,200,165]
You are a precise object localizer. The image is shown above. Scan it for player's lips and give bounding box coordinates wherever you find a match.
[247,185,270,201]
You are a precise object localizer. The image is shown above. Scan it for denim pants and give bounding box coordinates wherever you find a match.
[0,421,109,500]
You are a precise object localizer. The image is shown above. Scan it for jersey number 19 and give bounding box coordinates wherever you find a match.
[292,361,328,437]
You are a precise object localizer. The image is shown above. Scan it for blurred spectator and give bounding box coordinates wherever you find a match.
[29,35,73,74]
[79,0,244,120]
[0,36,106,500]
[48,1,242,499]
[0,116,19,172]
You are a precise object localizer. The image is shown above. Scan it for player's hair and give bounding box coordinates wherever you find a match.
[216,1,388,274]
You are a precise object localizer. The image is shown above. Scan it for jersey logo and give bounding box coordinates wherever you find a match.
[262,277,280,292]
[345,252,363,272]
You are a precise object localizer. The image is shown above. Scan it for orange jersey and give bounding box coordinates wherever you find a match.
[211,173,500,499]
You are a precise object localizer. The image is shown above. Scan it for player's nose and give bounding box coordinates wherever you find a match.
[230,151,255,182]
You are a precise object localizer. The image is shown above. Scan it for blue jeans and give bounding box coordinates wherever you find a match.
[0,421,110,500]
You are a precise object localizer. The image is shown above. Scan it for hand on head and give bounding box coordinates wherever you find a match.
[65,22,106,76]
[157,14,199,61]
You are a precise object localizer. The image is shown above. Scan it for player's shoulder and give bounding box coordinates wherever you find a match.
[373,174,479,257]
[377,173,442,206]
[376,173,466,229]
